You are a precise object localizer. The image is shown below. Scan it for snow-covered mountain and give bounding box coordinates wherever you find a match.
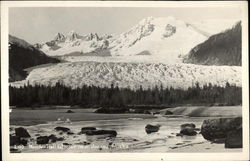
[35,17,237,64]
[10,16,241,89]
[35,31,113,57]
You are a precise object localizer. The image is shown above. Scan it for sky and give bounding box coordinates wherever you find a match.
[9,7,241,44]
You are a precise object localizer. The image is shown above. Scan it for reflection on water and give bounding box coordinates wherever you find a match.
[11,116,211,152]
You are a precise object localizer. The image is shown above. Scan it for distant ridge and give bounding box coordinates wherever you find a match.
[9,35,60,82]
[183,22,241,66]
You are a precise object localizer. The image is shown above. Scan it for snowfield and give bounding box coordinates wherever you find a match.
[37,17,237,64]
[11,61,241,89]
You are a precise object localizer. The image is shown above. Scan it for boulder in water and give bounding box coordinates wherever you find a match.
[81,127,97,134]
[85,130,117,137]
[15,127,31,138]
[180,123,196,130]
[225,128,242,148]
[178,123,197,136]
[67,131,74,135]
[48,134,57,143]
[36,136,49,144]
[54,126,70,132]
[10,135,28,146]
[10,135,21,146]
[48,134,64,143]
[145,124,160,134]
[10,148,21,153]
[66,110,74,113]
[165,110,173,115]
[95,107,127,114]
[201,117,242,141]
[180,128,197,136]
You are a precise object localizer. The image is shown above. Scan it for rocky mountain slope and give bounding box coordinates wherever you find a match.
[183,22,241,66]
[9,35,60,82]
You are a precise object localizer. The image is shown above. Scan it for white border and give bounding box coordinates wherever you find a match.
[1,1,249,161]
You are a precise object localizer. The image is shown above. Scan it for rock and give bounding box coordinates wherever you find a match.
[20,139,28,146]
[10,135,21,146]
[10,148,21,153]
[179,123,197,136]
[57,137,64,141]
[143,110,151,114]
[129,109,151,114]
[85,130,117,137]
[212,138,226,144]
[180,123,196,130]
[81,127,97,134]
[194,128,201,131]
[66,110,74,113]
[67,131,74,135]
[36,136,49,144]
[152,111,160,115]
[176,133,183,137]
[201,117,242,141]
[95,107,127,114]
[10,135,28,146]
[83,141,90,145]
[165,110,173,115]
[54,126,70,132]
[48,134,64,143]
[180,128,197,136]
[145,124,160,134]
[15,127,31,138]
[48,134,57,143]
[225,128,242,148]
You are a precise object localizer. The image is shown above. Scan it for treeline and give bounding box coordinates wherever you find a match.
[9,82,242,108]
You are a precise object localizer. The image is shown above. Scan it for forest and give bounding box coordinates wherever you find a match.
[9,82,242,108]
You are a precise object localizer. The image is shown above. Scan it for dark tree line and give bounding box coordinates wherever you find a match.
[9,82,242,108]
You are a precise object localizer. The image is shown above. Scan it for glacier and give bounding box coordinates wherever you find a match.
[10,16,241,89]
[11,61,241,89]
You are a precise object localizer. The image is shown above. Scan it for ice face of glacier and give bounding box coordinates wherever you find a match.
[11,61,242,89]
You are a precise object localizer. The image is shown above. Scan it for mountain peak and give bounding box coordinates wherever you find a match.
[9,34,32,49]
[54,33,66,42]
[66,30,82,41]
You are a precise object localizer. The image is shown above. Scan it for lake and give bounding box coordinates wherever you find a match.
[9,107,242,153]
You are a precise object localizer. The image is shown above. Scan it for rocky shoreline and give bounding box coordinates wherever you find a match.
[10,116,242,153]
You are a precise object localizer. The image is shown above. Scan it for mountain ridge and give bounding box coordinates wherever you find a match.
[34,17,238,64]
[9,35,60,82]
[183,21,241,66]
